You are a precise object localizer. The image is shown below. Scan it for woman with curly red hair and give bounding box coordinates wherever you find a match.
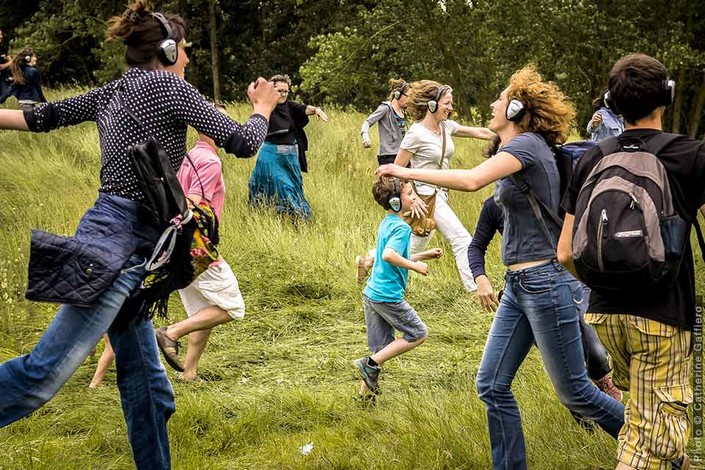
[379,65,625,469]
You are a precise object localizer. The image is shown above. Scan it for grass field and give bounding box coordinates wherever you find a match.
[0,89,703,469]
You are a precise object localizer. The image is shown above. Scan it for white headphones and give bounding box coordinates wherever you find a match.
[505,99,526,122]
[427,85,451,113]
[153,13,178,66]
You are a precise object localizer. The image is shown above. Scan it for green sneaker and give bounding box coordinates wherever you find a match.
[354,357,380,394]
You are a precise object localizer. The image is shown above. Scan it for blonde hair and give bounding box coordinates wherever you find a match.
[405,80,450,122]
[506,65,575,145]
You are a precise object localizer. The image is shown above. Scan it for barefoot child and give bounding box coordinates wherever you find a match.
[155,104,247,382]
[355,176,442,396]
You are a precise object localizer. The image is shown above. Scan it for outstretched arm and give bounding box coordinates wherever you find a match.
[0,109,30,131]
[454,125,495,140]
[379,151,522,193]
[305,105,328,122]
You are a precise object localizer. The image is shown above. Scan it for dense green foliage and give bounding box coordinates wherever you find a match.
[2,1,705,136]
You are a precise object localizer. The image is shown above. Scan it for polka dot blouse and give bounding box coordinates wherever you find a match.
[25,67,268,203]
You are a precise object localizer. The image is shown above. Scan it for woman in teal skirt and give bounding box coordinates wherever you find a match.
[248,74,328,220]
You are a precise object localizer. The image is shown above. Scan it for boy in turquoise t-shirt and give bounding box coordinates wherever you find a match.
[355,177,442,397]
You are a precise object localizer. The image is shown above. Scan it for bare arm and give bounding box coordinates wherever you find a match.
[382,248,429,275]
[186,193,204,207]
[393,148,413,167]
[453,125,495,140]
[557,213,577,276]
[379,151,522,193]
[305,105,329,122]
[0,109,30,131]
[411,248,443,262]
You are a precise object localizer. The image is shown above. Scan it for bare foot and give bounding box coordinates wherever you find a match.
[88,381,102,389]
[176,372,202,383]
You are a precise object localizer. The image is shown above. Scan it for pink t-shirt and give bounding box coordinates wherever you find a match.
[177,141,225,221]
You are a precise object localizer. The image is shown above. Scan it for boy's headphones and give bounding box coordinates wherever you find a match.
[661,79,676,106]
[388,178,401,212]
[427,85,451,113]
[392,81,408,101]
[506,98,526,122]
[604,79,676,113]
[153,13,178,66]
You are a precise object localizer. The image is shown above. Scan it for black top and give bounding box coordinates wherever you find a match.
[266,101,306,144]
[468,196,505,279]
[265,100,311,172]
[0,66,46,103]
[25,67,268,203]
[561,129,705,329]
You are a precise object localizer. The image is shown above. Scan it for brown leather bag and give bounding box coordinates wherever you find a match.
[403,123,446,237]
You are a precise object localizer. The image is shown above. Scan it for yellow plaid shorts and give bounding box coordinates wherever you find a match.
[584,313,692,470]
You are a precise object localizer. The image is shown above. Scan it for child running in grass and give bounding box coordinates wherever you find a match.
[355,176,442,397]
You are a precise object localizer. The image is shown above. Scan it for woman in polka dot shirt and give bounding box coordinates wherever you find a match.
[0,1,278,468]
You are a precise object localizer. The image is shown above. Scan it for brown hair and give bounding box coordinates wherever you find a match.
[405,80,450,122]
[506,65,575,146]
[608,54,669,124]
[10,48,34,86]
[107,0,187,69]
[388,77,409,101]
[372,176,401,211]
[591,89,608,111]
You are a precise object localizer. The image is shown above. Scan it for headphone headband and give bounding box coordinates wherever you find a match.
[434,85,451,103]
[153,13,174,40]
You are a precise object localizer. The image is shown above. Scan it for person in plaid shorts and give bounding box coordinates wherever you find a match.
[558,53,705,470]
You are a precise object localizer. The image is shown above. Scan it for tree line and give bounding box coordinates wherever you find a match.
[2,0,705,137]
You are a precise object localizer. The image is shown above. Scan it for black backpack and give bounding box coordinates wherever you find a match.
[571,134,687,292]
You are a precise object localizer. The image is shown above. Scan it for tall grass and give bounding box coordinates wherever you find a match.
[0,89,699,469]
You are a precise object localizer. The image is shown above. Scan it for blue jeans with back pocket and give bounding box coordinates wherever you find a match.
[0,194,174,470]
[475,260,625,470]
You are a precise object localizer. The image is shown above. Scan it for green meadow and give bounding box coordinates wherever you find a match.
[0,89,702,469]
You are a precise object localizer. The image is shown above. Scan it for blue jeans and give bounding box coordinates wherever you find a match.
[0,255,175,469]
[475,260,625,470]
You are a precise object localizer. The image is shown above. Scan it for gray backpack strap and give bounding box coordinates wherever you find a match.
[597,136,620,157]
[510,173,559,251]
[598,133,679,157]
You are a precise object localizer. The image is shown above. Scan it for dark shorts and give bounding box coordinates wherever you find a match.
[362,294,427,352]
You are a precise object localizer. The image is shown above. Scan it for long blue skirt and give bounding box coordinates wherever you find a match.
[248,142,312,220]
